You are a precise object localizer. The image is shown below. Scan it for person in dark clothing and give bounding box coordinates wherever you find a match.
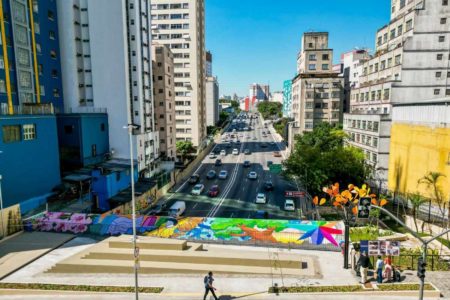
[357,251,371,283]
[203,271,218,300]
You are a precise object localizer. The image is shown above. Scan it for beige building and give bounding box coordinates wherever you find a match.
[150,1,206,148]
[152,44,176,160]
[290,32,344,136]
[344,0,450,190]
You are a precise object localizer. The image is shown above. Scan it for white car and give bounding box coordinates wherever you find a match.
[247,171,258,180]
[232,148,239,155]
[191,184,205,196]
[255,193,267,204]
[218,170,228,179]
[220,149,226,156]
[209,153,216,159]
[284,199,295,211]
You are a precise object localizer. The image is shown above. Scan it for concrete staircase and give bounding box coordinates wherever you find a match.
[46,235,317,277]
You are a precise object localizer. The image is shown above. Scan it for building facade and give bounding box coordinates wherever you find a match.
[205,76,219,126]
[205,50,212,77]
[344,0,450,189]
[0,0,64,114]
[282,80,292,118]
[341,49,370,113]
[57,0,159,177]
[150,0,206,148]
[290,32,344,135]
[152,44,176,160]
[270,91,283,104]
[249,83,269,101]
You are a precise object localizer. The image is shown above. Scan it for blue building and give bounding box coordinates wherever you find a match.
[0,112,61,213]
[282,80,292,118]
[0,0,64,114]
[57,113,109,171]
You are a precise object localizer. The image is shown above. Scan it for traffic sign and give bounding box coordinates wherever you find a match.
[284,191,305,197]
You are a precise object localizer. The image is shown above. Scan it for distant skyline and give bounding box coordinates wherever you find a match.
[205,0,391,97]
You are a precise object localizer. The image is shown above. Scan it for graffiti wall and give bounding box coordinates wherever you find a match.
[24,212,344,249]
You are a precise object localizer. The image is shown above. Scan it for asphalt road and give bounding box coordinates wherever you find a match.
[154,113,307,220]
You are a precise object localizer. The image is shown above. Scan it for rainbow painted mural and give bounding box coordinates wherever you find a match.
[25,212,344,249]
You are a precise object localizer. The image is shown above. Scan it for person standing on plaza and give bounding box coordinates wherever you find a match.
[203,271,219,300]
[376,255,384,284]
[357,251,370,284]
[383,256,393,282]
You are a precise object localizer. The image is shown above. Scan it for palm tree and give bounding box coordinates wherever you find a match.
[408,192,427,233]
[418,172,446,224]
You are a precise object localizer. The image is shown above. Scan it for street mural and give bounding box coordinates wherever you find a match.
[25,212,344,248]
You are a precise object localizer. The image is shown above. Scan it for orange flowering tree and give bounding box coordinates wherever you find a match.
[313,183,388,269]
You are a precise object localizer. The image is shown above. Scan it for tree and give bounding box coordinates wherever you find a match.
[257,101,282,119]
[418,172,447,224]
[176,141,196,162]
[408,192,427,233]
[283,123,371,196]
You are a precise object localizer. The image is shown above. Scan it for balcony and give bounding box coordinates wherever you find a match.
[1,103,55,115]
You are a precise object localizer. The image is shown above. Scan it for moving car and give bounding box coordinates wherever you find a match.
[220,149,226,156]
[191,184,205,195]
[188,174,200,184]
[215,159,222,166]
[232,148,239,155]
[264,181,274,191]
[284,199,295,211]
[247,171,258,180]
[168,201,186,217]
[254,210,269,219]
[208,185,220,197]
[147,202,167,215]
[244,149,251,155]
[270,142,276,146]
[255,193,267,204]
[206,170,216,179]
[218,170,228,179]
[209,152,216,159]
[273,151,282,157]
[243,160,251,168]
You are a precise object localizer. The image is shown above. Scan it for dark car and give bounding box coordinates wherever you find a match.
[206,170,216,179]
[208,185,220,197]
[243,160,251,168]
[260,143,268,148]
[188,174,200,184]
[215,159,222,166]
[264,181,274,191]
[148,203,167,215]
[254,210,269,219]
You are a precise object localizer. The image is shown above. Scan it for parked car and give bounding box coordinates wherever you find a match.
[255,193,267,204]
[168,201,186,217]
[188,174,200,184]
[232,148,239,155]
[218,170,228,179]
[208,185,220,197]
[243,160,251,168]
[209,152,216,159]
[220,149,227,156]
[284,199,295,211]
[148,202,167,215]
[215,159,222,166]
[247,171,258,180]
[206,170,217,179]
[264,181,274,191]
[191,184,205,195]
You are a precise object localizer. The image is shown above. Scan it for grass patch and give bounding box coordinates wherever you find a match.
[377,283,433,291]
[437,237,450,249]
[0,283,163,293]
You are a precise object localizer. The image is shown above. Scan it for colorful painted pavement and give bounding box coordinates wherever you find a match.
[24,212,345,249]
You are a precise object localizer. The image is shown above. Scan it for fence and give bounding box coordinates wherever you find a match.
[369,254,449,272]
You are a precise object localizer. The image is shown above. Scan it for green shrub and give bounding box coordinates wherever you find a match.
[0,283,163,293]
[377,283,433,291]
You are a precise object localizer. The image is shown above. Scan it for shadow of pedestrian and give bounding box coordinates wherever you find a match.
[218,291,266,299]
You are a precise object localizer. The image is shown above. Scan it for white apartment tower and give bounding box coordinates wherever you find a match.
[344,0,450,189]
[150,0,207,148]
[57,0,159,176]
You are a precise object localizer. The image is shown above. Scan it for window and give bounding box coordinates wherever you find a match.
[444,0,448,5]
[439,36,445,42]
[2,125,21,143]
[434,89,440,95]
[0,79,5,93]
[406,19,413,31]
[397,25,403,35]
[377,36,382,46]
[374,63,379,72]
[446,89,450,96]
[308,64,316,70]
[437,54,443,60]
[53,88,60,97]
[387,58,392,68]
[49,30,55,40]
[436,72,442,78]
[441,18,447,24]
[309,54,316,61]
[322,54,329,60]
[51,69,58,78]
[373,138,378,147]
[48,10,54,20]
[400,0,406,8]
[390,29,396,39]
[23,124,36,140]
[32,0,38,12]
[383,89,390,100]
[395,54,401,65]
[322,64,329,70]
[50,50,57,59]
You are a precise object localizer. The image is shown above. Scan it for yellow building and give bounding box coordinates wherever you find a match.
[388,104,450,200]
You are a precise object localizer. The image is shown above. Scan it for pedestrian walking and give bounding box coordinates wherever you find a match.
[357,251,370,284]
[203,271,219,300]
[376,255,384,284]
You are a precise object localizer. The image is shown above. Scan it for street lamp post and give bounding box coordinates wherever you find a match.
[125,124,139,300]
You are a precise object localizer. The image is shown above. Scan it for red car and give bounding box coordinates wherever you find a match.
[208,185,220,197]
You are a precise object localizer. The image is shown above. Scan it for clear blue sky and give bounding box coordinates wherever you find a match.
[206,0,391,97]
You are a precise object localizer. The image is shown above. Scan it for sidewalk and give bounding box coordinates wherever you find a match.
[0,232,74,280]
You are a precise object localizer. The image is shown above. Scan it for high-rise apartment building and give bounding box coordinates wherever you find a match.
[0,0,64,114]
[206,50,212,77]
[290,32,344,136]
[205,76,219,126]
[152,44,176,160]
[341,49,370,113]
[150,0,206,148]
[57,0,159,177]
[344,0,450,189]
[249,83,270,101]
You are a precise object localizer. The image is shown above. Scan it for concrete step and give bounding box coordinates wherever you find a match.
[109,236,188,251]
